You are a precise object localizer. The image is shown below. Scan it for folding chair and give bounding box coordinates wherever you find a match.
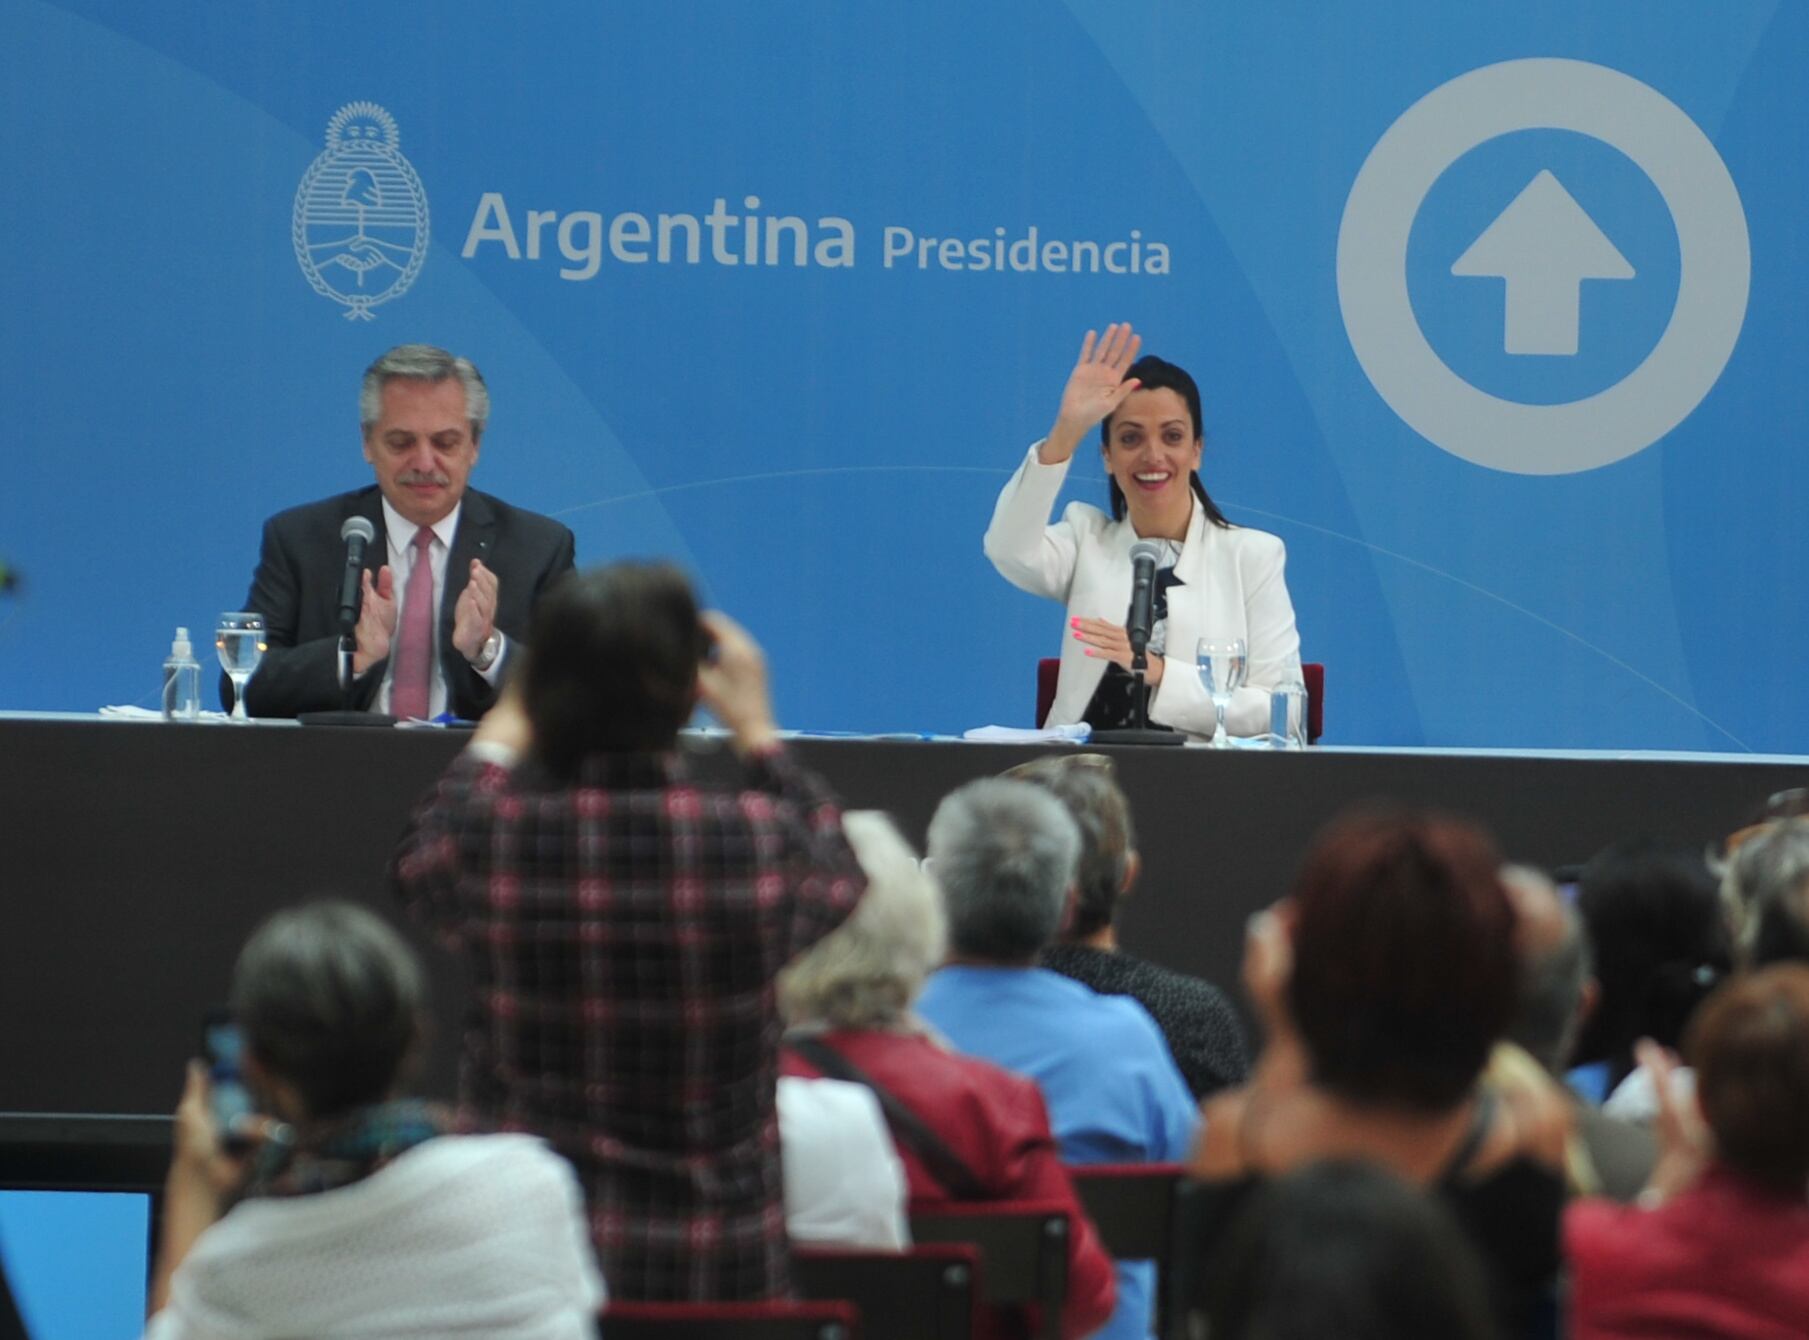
[910,1201,1069,1340]
[1069,1163,1184,1336]
[794,1243,978,1340]
[602,1299,860,1339]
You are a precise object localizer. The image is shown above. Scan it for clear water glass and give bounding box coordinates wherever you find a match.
[1269,678,1309,750]
[1195,637,1248,748]
[216,611,267,721]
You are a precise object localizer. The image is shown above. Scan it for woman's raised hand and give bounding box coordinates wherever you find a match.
[1041,323,1144,463]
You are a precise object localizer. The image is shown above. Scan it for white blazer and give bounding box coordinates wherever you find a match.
[985,443,1302,739]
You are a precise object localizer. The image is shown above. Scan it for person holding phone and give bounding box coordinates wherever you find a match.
[146,901,603,1340]
[391,562,867,1304]
[985,323,1302,739]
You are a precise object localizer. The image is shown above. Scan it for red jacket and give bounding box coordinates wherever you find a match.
[782,1027,1116,1339]
[1567,1164,1809,1339]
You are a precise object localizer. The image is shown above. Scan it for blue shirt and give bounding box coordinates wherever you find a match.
[918,965,1199,1340]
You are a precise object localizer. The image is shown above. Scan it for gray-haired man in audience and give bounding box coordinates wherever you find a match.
[1502,864,1655,1201]
[1724,817,1809,967]
[917,777,1196,1340]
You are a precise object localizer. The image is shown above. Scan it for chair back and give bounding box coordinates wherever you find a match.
[1035,658,1060,728]
[602,1299,860,1339]
[1069,1162,1182,1259]
[794,1244,978,1340]
[1069,1163,1183,1336]
[910,1202,1069,1340]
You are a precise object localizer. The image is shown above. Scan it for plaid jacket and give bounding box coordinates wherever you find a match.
[392,743,866,1301]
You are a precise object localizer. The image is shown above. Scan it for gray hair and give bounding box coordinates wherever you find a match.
[1502,864,1592,1075]
[359,344,490,438]
[780,812,947,1029]
[230,901,424,1119]
[927,778,1079,963]
[1723,818,1809,957]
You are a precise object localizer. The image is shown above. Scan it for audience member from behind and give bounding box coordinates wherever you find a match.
[1003,753,1248,1098]
[1723,816,1809,969]
[780,811,1116,1340]
[1198,1160,1499,1340]
[1714,787,1809,926]
[145,902,603,1340]
[1187,810,1566,1338]
[1570,841,1732,1121]
[917,779,1196,1340]
[391,563,867,1302]
[1502,864,1656,1201]
[1567,964,1809,1339]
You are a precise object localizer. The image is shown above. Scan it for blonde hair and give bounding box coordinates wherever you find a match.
[779,812,947,1029]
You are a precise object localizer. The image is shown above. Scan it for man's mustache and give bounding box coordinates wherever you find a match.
[397,471,450,487]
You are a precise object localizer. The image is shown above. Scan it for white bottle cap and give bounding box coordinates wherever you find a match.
[172,626,193,658]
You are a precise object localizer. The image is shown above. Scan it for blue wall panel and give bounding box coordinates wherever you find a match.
[2,1,1801,748]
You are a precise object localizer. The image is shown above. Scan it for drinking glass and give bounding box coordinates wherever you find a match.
[216,612,267,721]
[1269,679,1309,750]
[1195,637,1248,749]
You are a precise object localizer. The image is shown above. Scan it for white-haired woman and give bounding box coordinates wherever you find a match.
[778,813,1115,1340]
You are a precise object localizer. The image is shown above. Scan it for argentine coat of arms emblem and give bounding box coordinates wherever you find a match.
[292,103,429,320]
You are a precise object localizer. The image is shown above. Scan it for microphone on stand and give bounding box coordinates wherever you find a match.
[337,517,376,636]
[1125,540,1161,670]
[1091,539,1183,747]
[299,517,398,725]
[0,559,21,595]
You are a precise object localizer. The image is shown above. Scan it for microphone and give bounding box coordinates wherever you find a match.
[1125,540,1161,666]
[337,516,376,635]
[0,559,20,595]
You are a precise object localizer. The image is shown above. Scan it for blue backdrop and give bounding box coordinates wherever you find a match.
[3,1,1803,749]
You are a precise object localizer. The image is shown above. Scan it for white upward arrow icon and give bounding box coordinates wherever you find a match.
[1451,169,1635,356]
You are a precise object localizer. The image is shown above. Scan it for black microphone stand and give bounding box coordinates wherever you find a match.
[1091,638,1184,747]
[339,630,357,710]
[295,611,397,727]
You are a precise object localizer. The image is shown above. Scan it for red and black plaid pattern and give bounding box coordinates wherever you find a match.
[392,745,866,1301]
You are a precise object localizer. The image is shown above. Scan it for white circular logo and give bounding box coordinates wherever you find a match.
[1337,58,1749,475]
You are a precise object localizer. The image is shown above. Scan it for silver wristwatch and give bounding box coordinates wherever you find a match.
[471,631,502,672]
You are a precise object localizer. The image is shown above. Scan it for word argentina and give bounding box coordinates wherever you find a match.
[461,194,1170,278]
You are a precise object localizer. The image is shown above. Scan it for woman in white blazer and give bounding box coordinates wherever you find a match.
[985,323,1301,740]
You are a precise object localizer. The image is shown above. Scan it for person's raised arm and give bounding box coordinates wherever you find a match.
[696,610,781,760]
[1039,322,1144,465]
[697,610,865,949]
[986,323,1144,599]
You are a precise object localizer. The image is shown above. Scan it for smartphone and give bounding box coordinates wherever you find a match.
[200,1007,258,1152]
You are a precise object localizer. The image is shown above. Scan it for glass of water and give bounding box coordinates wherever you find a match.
[216,612,267,721]
[1195,636,1248,748]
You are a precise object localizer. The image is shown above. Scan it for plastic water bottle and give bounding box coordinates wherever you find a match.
[162,626,201,721]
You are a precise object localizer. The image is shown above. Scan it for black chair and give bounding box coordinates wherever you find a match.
[910,1202,1069,1340]
[1070,1162,1183,1335]
[795,1243,978,1340]
[602,1299,860,1338]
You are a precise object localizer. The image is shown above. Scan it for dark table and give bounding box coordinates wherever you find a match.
[4,715,1805,1127]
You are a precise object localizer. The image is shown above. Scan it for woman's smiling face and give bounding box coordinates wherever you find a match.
[1103,386,1201,536]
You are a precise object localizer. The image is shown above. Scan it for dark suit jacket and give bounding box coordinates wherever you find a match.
[235,486,576,718]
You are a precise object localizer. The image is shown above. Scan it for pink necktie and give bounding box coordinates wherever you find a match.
[390,527,436,720]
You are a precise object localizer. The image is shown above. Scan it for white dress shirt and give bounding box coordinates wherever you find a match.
[374,498,506,719]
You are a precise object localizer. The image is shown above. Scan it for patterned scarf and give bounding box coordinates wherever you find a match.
[239,1099,456,1201]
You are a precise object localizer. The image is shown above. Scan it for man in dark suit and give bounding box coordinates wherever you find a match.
[236,345,576,719]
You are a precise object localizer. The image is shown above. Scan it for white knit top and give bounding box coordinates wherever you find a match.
[144,1135,604,1340]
